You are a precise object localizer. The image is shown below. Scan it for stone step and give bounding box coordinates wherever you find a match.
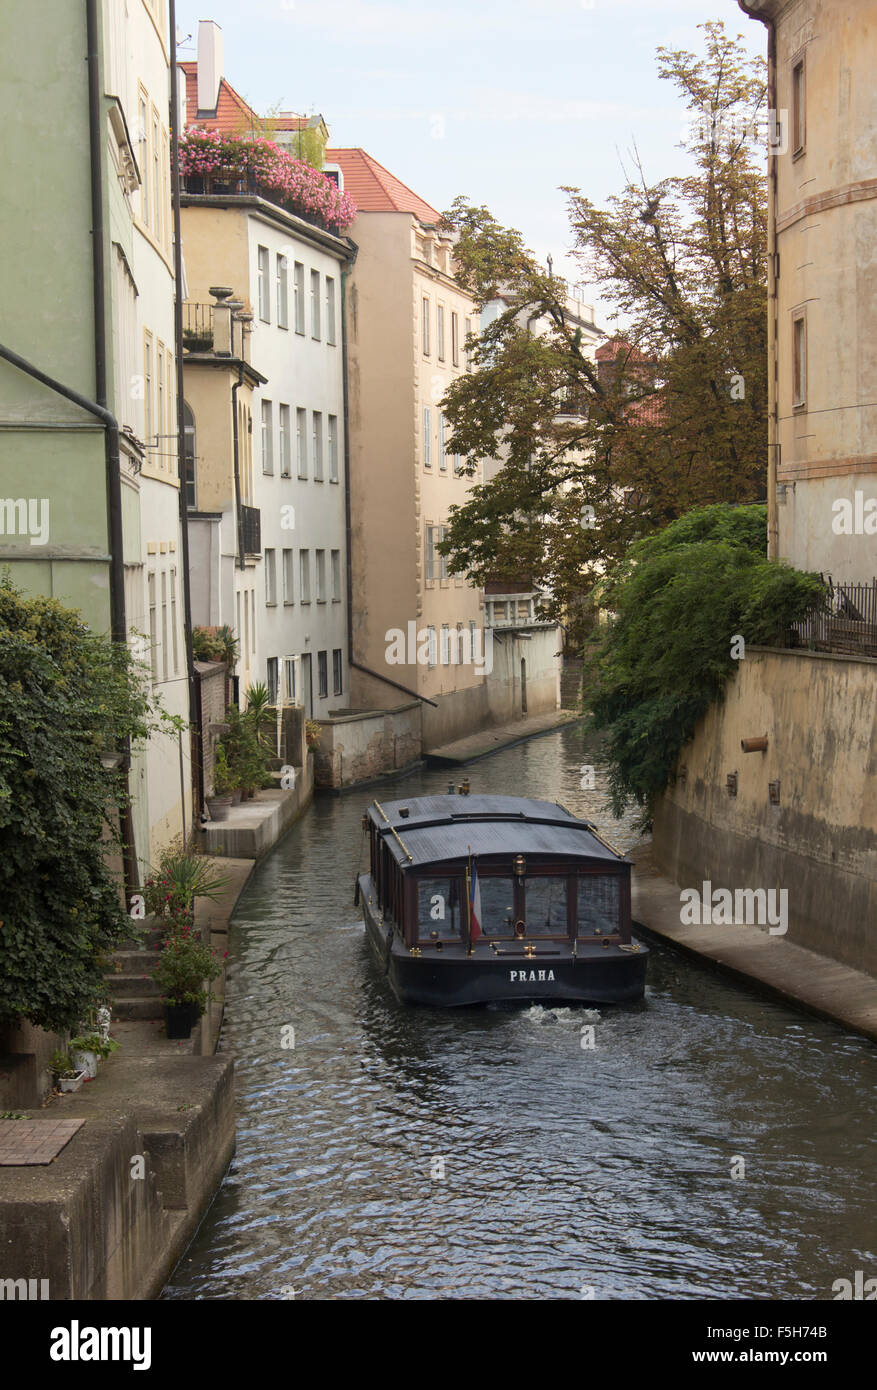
[111,948,160,971]
[108,972,162,999]
[111,996,165,1022]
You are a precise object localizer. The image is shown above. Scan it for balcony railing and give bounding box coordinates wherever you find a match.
[182,302,214,353]
[239,504,261,557]
[788,577,877,658]
[484,592,553,629]
[182,171,337,234]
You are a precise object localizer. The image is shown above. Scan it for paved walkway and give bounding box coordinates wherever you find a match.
[425,709,578,765]
[630,839,877,1042]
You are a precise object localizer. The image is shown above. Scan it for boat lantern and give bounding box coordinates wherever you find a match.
[514,854,526,879]
[448,782,455,794]
[461,778,471,796]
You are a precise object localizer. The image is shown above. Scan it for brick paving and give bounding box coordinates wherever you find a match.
[0,1118,85,1165]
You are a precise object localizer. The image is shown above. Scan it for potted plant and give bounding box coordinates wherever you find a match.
[206,744,234,821]
[70,1033,119,1078]
[144,845,231,916]
[152,924,223,1040]
[305,719,322,748]
[50,1050,85,1093]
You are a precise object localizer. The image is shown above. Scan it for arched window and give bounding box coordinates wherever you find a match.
[183,401,196,508]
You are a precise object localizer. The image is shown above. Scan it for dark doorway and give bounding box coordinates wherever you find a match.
[521,657,527,715]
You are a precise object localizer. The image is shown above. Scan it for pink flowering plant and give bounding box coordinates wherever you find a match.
[143,848,230,926]
[179,128,357,233]
[152,920,224,1013]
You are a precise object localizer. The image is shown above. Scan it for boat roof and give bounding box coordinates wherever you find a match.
[369,794,628,869]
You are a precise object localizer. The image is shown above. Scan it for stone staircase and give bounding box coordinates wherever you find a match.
[560,656,584,711]
[107,918,165,1022]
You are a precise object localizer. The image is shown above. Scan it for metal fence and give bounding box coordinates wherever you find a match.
[789,577,877,658]
[182,302,214,350]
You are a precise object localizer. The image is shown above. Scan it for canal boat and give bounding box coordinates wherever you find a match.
[356,792,648,1007]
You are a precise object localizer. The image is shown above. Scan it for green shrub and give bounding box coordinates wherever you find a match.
[588,505,826,824]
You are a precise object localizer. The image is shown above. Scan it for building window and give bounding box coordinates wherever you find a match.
[315,548,326,602]
[170,567,178,673]
[282,547,294,603]
[439,525,449,580]
[294,262,305,333]
[152,110,161,245]
[453,451,463,476]
[422,297,430,356]
[261,399,274,473]
[326,277,336,344]
[423,405,431,467]
[427,625,437,668]
[147,570,157,680]
[792,58,806,155]
[156,342,165,466]
[183,401,196,507]
[451,311,460,366]
[331,549,341,602]
[437,304,445,361]
[279,403,291,475]
[267,657,279,704]
[296,407,307,477]
[464,317,472,371]
[144,333,153,448]
[265,548,277,605]
[139,93,149,225]
[160,570,168,681]
[425,524,436,581]
[285,657,297,702]
[317,649,328,698]
[332,648,343,696]
[792,311,807,408]
[439,413,447,471]
[440,623,450,664]
[312,411,323,481]
[276,253,289,328]
[311,269,321,338]
[328,415,339,482]
[258,245,270,322]
[299,549,311,602]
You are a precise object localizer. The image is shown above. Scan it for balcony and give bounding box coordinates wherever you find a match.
[239,504,261,557]
[484,592,552,629]
[182,302,214,354]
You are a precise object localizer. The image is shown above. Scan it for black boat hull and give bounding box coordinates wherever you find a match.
[360,876,648,1007]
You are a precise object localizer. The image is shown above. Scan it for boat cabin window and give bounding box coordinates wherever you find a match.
[577,875,620,936]
[417,877,463,940]
[523,876,568,934]
[479,876,516,937]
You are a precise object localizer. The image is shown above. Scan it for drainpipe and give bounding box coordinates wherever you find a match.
[232,363,245,570]
[739,0,780,558]
[168,0,204,824]
[86,0,138,901]
[340,251,437,708]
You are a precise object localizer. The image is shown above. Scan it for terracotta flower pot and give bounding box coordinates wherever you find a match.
[206,794,232,822]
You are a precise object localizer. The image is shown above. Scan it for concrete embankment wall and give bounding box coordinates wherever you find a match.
[485,626,560,724]
[653,647,877,976]
[314,702,422,790]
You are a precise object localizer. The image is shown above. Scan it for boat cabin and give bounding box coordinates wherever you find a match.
[364,794,632,951]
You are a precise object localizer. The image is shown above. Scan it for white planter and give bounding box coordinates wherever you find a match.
[72,1049,98,1079]
[59,1074,84,1092]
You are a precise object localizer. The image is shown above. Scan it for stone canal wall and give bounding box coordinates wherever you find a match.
[653,646,877,977]
[314,701,422,789]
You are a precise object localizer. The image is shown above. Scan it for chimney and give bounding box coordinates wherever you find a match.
[197,20,224,113]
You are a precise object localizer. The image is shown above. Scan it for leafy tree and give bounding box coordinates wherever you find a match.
[438,21,769,635]
[0,577,179,1033]
[586,506,826,825]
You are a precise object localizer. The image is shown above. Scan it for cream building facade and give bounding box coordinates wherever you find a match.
[741,0,877,582]
[329,149,486,747]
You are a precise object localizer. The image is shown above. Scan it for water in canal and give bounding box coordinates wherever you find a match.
[164,725,876,1300]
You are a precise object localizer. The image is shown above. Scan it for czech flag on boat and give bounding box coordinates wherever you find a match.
[469,857,482,942]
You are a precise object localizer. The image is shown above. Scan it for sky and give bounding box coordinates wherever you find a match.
[175,0,765,330]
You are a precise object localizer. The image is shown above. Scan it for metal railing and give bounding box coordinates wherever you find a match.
[789,576,877,658]
[182,302,214,351]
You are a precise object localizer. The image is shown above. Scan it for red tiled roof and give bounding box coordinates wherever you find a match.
[325,148,441,224]
[595,337,653,363]
[180,61,263,135]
